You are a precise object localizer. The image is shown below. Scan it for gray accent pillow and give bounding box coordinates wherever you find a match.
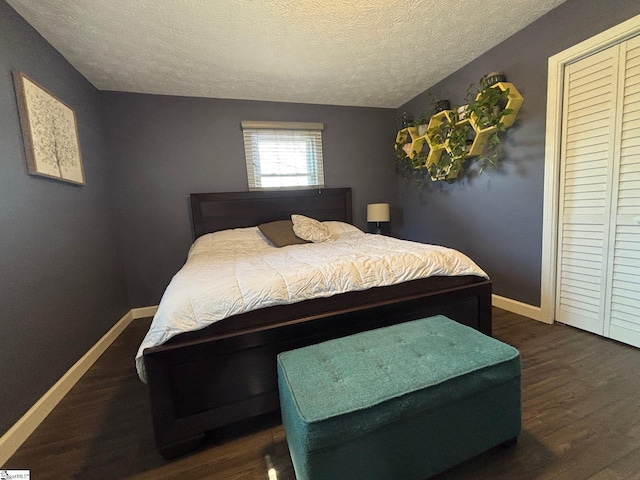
[258,220,309,247]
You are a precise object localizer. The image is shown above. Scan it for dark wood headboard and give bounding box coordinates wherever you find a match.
[190,188,353,239]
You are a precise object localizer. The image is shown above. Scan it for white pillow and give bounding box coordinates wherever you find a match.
[323,221,363,236]
[291,214,332,243]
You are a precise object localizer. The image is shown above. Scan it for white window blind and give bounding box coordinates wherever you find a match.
[241,121,325,190]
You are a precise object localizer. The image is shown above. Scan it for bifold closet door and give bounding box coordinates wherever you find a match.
[556,46,619,335]
[605,35,640,348]
[557,34,640,348]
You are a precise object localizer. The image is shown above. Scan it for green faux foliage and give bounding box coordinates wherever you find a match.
[394,75,517,182]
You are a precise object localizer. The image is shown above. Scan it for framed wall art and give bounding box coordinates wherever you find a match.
[13,71,85,185]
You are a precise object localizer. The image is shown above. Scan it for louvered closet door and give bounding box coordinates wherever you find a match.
[556,46,619,335]
[605,35,640,347]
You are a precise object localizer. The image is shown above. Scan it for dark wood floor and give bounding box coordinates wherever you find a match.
[4,308,640,479]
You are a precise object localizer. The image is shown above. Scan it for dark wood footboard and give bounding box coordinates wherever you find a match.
[143,278,492,458]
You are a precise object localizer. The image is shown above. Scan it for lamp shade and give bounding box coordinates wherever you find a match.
[367,203,390,222]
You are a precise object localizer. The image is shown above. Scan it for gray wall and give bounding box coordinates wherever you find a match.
[102,93,398,306]
[0,1,130,436]
[397,0,640,306]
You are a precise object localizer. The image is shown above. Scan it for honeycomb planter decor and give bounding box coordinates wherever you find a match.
[394,126,428,169]
[394,74,523,182]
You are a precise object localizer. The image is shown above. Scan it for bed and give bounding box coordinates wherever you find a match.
[141,188,493,458]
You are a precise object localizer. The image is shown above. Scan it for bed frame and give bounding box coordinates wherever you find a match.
[143,188,492,458]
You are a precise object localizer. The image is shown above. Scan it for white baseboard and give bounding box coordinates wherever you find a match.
[0,308,143,466]
[131,305,158,319]
[492,294,551,324]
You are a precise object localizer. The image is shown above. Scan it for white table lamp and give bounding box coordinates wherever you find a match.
[367,203,390,234]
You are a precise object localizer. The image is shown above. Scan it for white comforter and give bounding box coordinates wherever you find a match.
[135,223,488,382]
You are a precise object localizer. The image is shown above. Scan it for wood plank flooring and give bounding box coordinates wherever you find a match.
[4,308,640,479]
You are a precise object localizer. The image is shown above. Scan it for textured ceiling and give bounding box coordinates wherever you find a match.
[7,0,567,108]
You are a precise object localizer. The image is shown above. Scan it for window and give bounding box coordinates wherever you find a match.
[241,121,325,190]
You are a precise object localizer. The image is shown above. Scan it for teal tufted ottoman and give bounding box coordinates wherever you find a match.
[277,315,521,480]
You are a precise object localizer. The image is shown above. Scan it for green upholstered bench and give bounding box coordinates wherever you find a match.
[277,315,521,480]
